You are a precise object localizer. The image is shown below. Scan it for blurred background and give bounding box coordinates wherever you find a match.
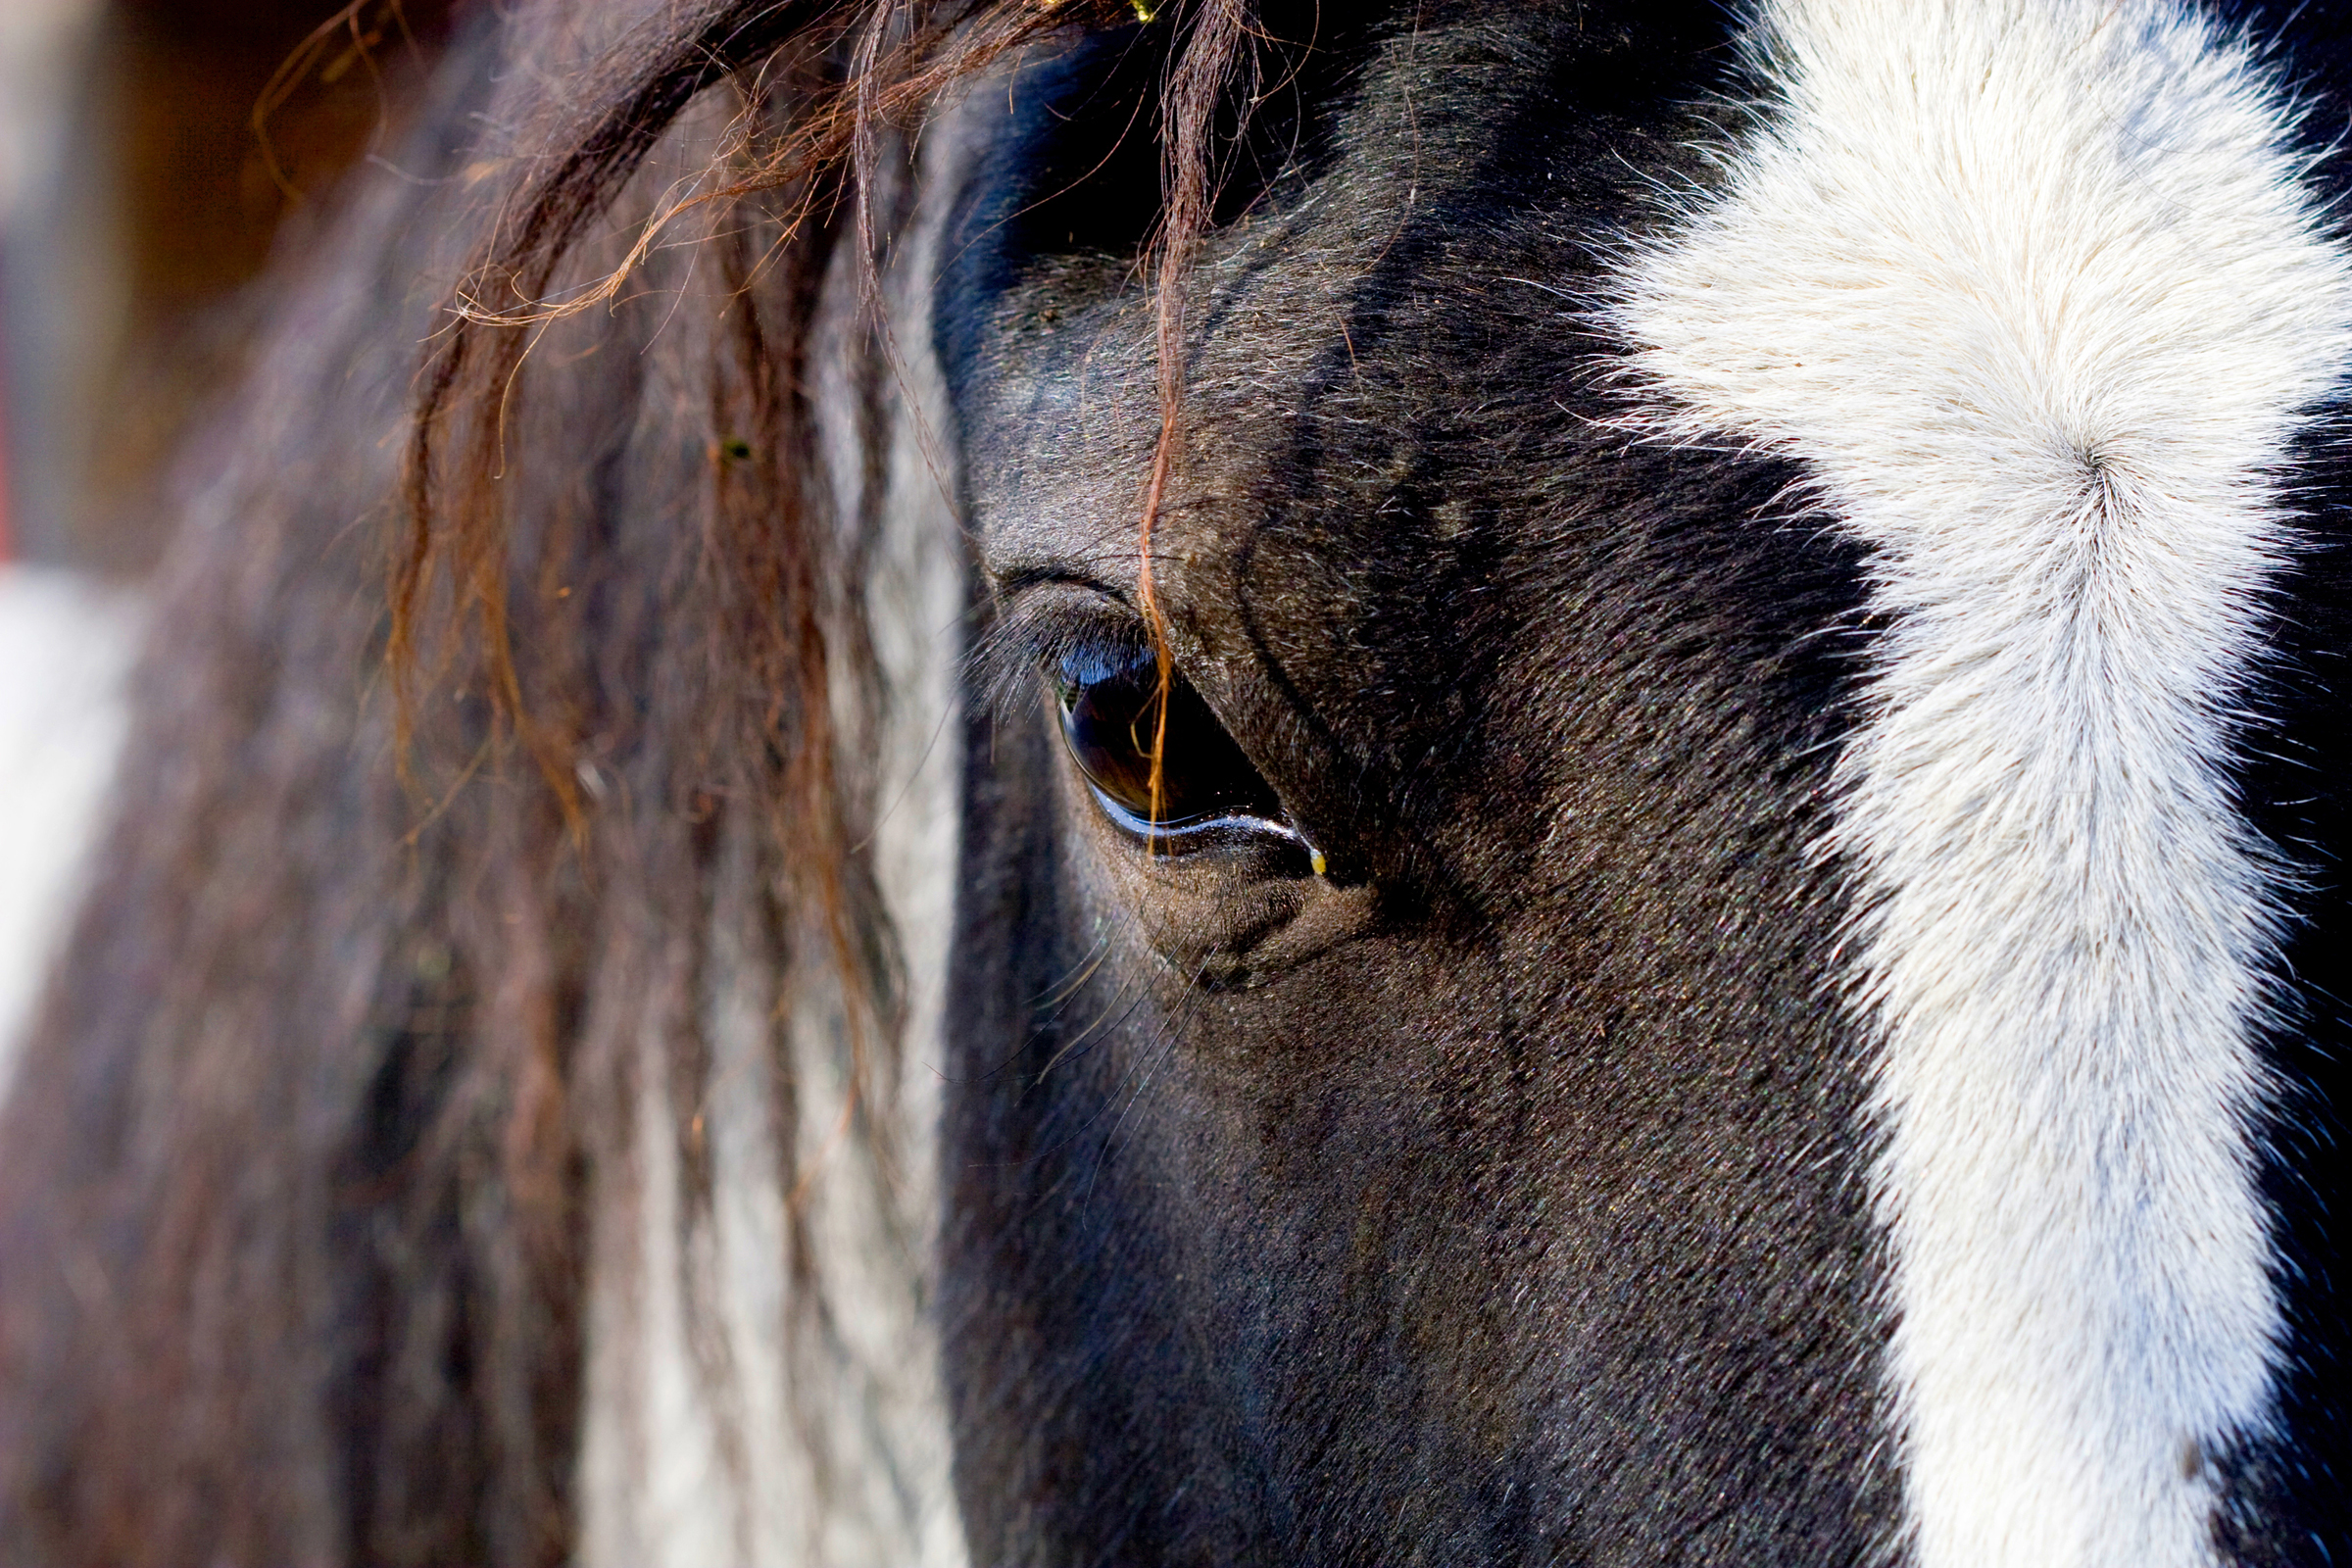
[0,0,463,1063]
[2,0,466,574]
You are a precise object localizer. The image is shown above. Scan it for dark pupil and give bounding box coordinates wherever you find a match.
[1057,653,1282,831]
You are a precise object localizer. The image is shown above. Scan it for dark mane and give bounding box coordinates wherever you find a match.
[0,3,1257,1560]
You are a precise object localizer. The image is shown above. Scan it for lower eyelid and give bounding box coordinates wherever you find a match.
[1083,783,1306,847]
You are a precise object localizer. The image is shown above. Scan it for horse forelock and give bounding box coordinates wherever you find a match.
[569,74,979,1568]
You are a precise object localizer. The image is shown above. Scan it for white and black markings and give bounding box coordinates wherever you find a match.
[1618,4,2352,1564]
[3,4,2348,1564]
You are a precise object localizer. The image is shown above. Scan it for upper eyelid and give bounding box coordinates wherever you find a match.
[967,581,1152,730]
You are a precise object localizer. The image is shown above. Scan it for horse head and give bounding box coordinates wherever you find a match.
[0,4,2344,1565]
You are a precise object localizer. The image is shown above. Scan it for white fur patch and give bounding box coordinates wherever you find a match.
[0,566,134,1099]
[1613,4,2351,1565]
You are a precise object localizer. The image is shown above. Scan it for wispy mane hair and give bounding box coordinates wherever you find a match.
[0,1,1259,1562]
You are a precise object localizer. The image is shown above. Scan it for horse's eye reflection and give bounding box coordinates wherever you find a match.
[1054,652,1292,846]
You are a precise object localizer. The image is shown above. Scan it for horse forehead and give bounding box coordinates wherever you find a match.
[966,7,1700,559]
[976,207,1598,612]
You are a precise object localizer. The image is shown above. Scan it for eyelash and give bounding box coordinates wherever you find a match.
[969,592,1152,732]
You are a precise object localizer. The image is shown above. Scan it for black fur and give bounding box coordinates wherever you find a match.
[941,7,1902,1562]
[2192,6,2352,1560]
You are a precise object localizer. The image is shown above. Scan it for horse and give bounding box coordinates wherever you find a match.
[1,1,2346,1563]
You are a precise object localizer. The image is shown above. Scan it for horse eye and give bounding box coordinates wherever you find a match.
[1054,651,1287,840]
